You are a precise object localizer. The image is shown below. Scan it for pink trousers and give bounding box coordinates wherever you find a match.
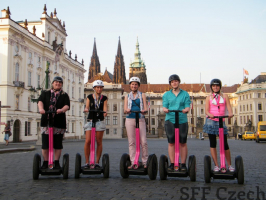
[125,118,148,165]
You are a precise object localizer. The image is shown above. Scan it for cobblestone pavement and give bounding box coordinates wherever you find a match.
[0,138,266,200]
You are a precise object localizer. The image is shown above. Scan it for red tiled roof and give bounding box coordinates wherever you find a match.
[205,84,240,93]
[122,83,207,93]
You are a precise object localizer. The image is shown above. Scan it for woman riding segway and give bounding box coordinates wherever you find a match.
[203,79,234,173]
[120,77,158,180]
[83,80,108,169]
[33,76,70,179]
[124,77,148,169]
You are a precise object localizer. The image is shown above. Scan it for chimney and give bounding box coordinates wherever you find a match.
[1,9,7,18]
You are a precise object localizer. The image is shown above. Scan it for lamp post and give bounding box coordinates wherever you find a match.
[30,61,50,102]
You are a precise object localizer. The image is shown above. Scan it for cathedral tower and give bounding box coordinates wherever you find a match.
[88,38,100,81]
[113,37,126,84]
[129,37,147,84]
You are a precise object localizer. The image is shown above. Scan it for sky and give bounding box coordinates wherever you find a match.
[2,0,266,86]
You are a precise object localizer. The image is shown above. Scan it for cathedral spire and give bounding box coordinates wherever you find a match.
[117,36,122,57]
[92,38,98,58]
[129,37,147,84]
[88,38,101,81]
[113,37,126,84]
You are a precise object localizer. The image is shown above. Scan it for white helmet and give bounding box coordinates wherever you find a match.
[129,77,140,85]
[93,80,104,88]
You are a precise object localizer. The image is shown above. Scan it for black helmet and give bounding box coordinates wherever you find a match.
[169,74,180,85]
[210,78,222,92]
[52,76,63,84]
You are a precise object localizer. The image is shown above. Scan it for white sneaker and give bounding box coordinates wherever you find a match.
[213,166,220,172]
[229,165,235,172]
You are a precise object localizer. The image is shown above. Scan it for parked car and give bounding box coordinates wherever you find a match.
[242,131,256,140]
[256,121,266,143]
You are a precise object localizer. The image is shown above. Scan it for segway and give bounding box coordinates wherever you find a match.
[75,110,109,179]
[33,111,69,180]
[120,111,158,180]
[204,115,244,184]
[159,110,196,181]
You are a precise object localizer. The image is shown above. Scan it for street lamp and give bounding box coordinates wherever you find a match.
[30,61,51,103]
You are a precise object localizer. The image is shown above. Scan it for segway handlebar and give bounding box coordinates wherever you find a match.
[209,115,234,119]
[83,110,106,113]
[38,111,63,114]
[130,111,148,114]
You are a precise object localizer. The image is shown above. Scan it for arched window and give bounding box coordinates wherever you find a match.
[15,63,19,81]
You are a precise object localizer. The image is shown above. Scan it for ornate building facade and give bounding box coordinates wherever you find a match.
[129,38,147,84]
[0,5,86,142]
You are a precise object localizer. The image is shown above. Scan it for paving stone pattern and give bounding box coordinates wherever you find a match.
[0,138,266,200]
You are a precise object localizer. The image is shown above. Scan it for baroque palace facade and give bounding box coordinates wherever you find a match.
[0,5,86,142]
[85,36,266,139]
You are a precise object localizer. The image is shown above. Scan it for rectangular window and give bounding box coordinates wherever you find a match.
[258,93,261,98]
[106,129,109,135]
[72,123,75,132]
[239,96,241,101]
[152,118,155,125]
[258,115,263,122]
[243,105,245,111]
[244,116,246,124]
[201,100,203,104]
[151,101,154,105]
[250,94,252,98]
[250,104,252,111]
[72,87,74,98]
[113,104,117,112]
[240,116,242,124]
[79,106,81,116]
[240,105,242,112]
[246,94,248,99]
[37,75,40,88]
[15,63,19,81]
[113,93,117,99]
[113,116,118,125]
[25,121,31,136]
[201,109,204,114]
[246,105,248,111]
[72,106,74,116]
[113,129,117,134]
[28,97,31,111]
[107,104,110,111]
[79,87,81,98]
[258,103,262,110]
[228,118,231,125]
[151,109,154,115]
[105,116,110,125]
[15,94,19,110]
[28,71,31,86]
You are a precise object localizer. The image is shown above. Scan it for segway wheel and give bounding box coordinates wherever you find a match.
[102,153,110,178]
[159,155,168,180]
[75,153,81,179]
[33,153,41,180]
[148,154,158,180]
[204,155,211,183]
[188,155,196,182]
[62,153,69,179]
[120,153,130,178]
[235,156,244,184]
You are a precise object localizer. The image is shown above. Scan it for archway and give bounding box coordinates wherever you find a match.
[13,119,20,142]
